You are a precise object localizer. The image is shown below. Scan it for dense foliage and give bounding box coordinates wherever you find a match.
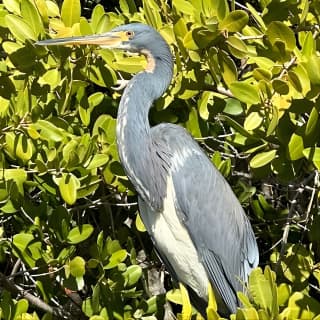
[0,0,320,319]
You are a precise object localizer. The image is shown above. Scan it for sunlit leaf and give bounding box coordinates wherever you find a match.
[250,150,277,168]
[61,0,81,27]
[56,173,80,205]
[220,10,249,32]
[229,82,260,105]
[69,256,86,277]
[5,14,37,41]
[67,224,94,244]
[266,21,295,51]
[288,133,304,160]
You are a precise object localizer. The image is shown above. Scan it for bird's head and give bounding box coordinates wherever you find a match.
[37,23,173,96]
[36,23,168,56]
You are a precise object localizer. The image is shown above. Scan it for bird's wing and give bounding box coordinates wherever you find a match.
[151,123,259,313]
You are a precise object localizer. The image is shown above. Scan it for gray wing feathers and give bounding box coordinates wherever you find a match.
[151,124,259,313]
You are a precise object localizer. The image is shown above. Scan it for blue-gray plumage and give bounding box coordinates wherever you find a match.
[36,23,259,316]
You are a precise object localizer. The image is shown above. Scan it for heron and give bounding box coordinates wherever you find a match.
[37,23,259,316]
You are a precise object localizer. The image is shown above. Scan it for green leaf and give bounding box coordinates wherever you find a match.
[303,147,320,162]
[88,92,104,108]
[13,233,34,253]
[172,0,195,16]
[69,256,86,277]
[229,82,260,105]
[183,30,198,50]
[198,91,213,120]
[246,3,266,31]
[249,267,277,316]
[253,68,272,81]
[12,299,29,319]
[61,0,81,27]
[226,36,248,59]
[277,283,291,306]
[305,107,319,137]
[21,0,44,37]
[104,249,127,269]
[143,0,162,29]
[30,120,69,142]
[287,133,304,160]
[135,213,146,232]
[281,292,320,319]
[67,224,94,244]
[122,265,142,287]
[272,79,289,95]
[287,71,302,93]
[293,65,310,95]
[85,61,116,87]
[219,51,237,85]
[38,69,61,88]
[303,147,320,170]
[2,169,27,195]
[219,114,253,138]
[266,106,279,137]
[301,31,315,58]
[250,150,277,168]
[5,14,37,41]
[219,10,249,32]
[85,154,109,170]
[46,0,60,17]
[3,0,20,14]
[91,4,105,32]
[223,98,243,115]
[244,112,263,131]
[56,173,80,205]
[235,308,259,320]
[166,289,183,305]
[302,54,320,85]
[266,21,296,51]
[5,132,34,162]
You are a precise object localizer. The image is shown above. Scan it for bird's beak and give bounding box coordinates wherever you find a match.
[36,31,126,48]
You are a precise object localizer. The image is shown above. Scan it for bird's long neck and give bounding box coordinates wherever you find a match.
[116,48,173,208]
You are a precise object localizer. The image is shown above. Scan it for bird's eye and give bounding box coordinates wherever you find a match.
[125,31,134,39]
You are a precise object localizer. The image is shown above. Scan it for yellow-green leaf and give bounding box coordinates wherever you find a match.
[226,36,248,58]
[69,256,86,277]
[266,21,296,51]
[21,0,44,37]
[135,213,146,232]
[244,112,263,131]
[288,133,304,160]
[250,150,277,168]
[229,82,260,105]
[61,0,81,27]
[220,10,249,32]
[67,224,94,244]
[5,14,37,41]
[56,173,80,205]
[104,249,127,269]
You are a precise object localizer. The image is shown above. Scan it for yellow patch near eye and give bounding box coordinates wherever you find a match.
[116,31,133,42]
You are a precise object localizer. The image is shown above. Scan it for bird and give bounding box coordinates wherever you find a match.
[37,23,259,316]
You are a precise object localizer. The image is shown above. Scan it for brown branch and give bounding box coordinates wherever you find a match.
[0,272,73,319]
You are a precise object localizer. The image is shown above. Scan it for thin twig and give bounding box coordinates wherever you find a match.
[276,172,316,272]
[0,272,71,319]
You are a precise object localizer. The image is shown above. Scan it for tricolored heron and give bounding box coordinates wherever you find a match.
[37,23,259,316]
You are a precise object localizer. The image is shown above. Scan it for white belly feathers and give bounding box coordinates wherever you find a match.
[152,175,209,299]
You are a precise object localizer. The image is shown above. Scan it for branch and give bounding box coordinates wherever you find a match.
[275,172,317,272]
[0,272,81,319]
